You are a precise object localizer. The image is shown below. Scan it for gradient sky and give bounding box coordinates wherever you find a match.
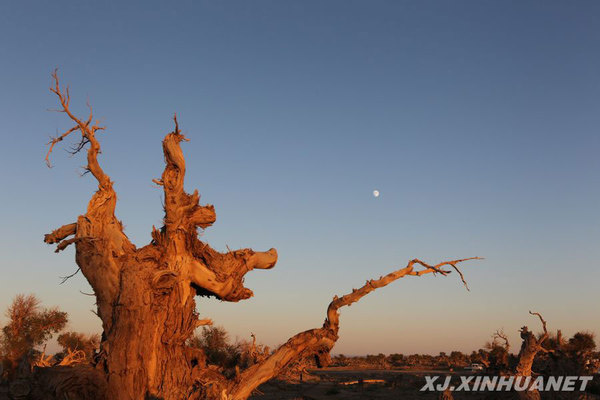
[0,0,599,356]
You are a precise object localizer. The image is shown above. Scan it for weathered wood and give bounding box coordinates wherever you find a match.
[44,72,478,400]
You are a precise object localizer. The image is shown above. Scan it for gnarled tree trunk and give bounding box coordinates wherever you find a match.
[43,72,478,400]
[514,312,550,400]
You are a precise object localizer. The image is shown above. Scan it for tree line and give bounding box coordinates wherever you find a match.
[2,294,598,399]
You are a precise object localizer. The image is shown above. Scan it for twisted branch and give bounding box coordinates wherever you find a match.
[153,117,278,302]
[44,71,133,330]
[528,311,548,340]
[46,70,107,185]
[228,257,480,399]
[516,311,551,376]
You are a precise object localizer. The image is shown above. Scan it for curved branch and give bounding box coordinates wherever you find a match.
[228,257,480,399]
[528,310,548,341]
[325,257,478,328]
[45,126,78,167]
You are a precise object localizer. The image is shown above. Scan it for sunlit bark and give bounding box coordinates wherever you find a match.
[43,72,478,400]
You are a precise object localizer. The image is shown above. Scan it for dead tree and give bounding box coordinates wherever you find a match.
[487,313,552,400]
[487,329,510,371]
[514,311,551,400]
[43,71,479,400]
[516,312,550,376]
[493,329,510,353]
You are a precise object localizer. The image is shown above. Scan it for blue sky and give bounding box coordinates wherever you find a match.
[0,0,598,355]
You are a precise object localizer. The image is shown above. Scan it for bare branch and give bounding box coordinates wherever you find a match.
[58,349,87,366]
[44,223,77,244]
[45,126,78,167]
[54,237,79,253]
[528,311,548,336]
[449,263,470,291]
[60,268,81,284]
[47,70,111,189]
[67,135,91,156]
[195,319,213,327]
[228,257,480,399]
[326,257,480,328]
[493,329,510,352]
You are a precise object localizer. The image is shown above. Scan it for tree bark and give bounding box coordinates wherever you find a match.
[43,72,478,400]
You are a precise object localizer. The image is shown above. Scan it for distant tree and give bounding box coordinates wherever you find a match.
[514,315,600,397]
[0,294,67,375]
[56,332,100,362]
[188,326,242,371]
[333,353,348,366]
[541,329,565,352]
[565,331,596,374]
[483,329,510,371]
[469,350,477,362]
[407,353,424,366]
[567,331,596,355]
[388,353,404,366]
[437,351,449,366]
[449,351,465,367]
[365,353,388,368]
[538,330,597,376]
[487,311,551,400]
[469,348,490,367]
[236,333,270,370]
[487,345,509,370]
[377,353,388,368]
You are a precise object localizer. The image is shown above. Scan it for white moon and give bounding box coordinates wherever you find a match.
[373,190,380,198]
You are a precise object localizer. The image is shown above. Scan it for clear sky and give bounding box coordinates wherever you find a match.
[0,0,598,356]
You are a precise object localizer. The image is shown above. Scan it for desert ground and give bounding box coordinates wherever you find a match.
[249,368,600,400]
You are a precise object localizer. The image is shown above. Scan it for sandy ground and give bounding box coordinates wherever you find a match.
[248,369,600,400]
[0,370,597,399]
